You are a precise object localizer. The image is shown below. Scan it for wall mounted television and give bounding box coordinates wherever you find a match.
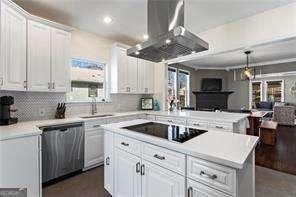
[201,78,222,91]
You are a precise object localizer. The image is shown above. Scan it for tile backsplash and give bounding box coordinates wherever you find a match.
[0,91,148,122]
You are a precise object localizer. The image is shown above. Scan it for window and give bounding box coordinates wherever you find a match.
[167,66,190,108]
[67,58,108,102]
[249,79,284,108]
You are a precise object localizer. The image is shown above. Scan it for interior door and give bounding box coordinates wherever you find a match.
[27,20,51,91]
[142,160,185,197]
[0,3,26,91]
[51,28,71,92]
[114,148,141,197]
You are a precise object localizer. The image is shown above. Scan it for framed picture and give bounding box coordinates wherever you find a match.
[141,98,154,110]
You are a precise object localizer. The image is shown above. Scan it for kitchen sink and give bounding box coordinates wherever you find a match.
[80,114,114,119]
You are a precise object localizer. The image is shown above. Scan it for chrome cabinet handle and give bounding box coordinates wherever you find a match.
[52,82,55,89]
[48,82,51,89]
[188,186,193,197]
[121,142,129,146]
[140,164,145,176]
[126,87,130,92]
[23,80,27,89]
[167,120,173,123]
[136,162,141,173]
[93,125,101,128]
[215,126,224,129]
[193,123,200,126]
[200,171,217,180]
[105,156,110,165]
[154,154,165,160]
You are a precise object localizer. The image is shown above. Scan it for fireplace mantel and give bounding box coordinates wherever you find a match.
[193,91,234,110]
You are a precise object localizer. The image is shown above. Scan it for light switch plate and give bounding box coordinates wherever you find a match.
[38,108,45,117]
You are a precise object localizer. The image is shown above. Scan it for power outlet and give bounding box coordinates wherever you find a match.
[38,108,46,117]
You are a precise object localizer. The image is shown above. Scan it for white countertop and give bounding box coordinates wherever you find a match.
[102,119,258,169]
[0,110,249,141]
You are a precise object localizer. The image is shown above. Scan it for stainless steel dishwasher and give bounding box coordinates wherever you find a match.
[40,122,84,183]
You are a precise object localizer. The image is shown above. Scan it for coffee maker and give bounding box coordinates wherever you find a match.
[0,96,18,125]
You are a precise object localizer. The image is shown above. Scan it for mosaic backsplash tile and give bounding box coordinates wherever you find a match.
[0,91,147,122]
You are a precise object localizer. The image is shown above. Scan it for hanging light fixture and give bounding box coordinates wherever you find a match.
[241,51,253,80]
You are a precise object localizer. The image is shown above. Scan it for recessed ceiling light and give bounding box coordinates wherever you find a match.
[103,16,113,24]
[143,34,149,40]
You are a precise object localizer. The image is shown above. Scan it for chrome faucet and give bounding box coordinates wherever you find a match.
[90,96,97,115]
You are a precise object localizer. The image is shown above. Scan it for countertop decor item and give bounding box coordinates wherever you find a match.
[55,103,66,119]
[141,98,153,110]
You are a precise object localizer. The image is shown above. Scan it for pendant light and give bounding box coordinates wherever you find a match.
[241,51,253,80]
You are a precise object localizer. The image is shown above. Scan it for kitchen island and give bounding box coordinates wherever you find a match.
[102,119,258,197]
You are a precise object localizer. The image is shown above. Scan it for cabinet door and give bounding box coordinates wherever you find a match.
[117,47,129,93]
[114,148,141,197]
[138,59,154,94]
[0,3,26,91]
[126,56,138,93]
[104,131,114,195]
[187,179,231,197]
[142,160,185,197]
[27,20,51,91]
[51,28,71,92]
[0,136,41,197]
[84,128,104,168]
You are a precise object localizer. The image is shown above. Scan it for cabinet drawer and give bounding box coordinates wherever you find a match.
[209,122,233,132]
[188,179,232,197]
[187,119,209,130]
[142,143,185,175]
[114,134,141,156]
[187,156,236,196]
[85,119,107,130]
[155,116,186,125]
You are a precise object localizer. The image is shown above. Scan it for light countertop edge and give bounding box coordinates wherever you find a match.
[101,119,259,169]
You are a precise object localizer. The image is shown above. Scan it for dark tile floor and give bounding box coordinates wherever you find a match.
[255,125,296,175]
[43,167,110,197]
[43,166,296,197]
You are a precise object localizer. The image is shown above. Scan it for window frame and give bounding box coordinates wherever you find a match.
[66,57,110,103]
[167,66,191,108]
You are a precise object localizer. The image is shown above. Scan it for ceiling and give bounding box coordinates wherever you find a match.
[177,37,296,70]
[14,0,295,46]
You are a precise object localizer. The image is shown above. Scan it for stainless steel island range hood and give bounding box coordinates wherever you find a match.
[127,0,209,62]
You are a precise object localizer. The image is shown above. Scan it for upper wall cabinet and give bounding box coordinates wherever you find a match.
[0,0,72,93]
[0,2,27,91]
[51,28,71,92]
[110,44,154,94]
[27,20,51,92]
[27,21,71,92]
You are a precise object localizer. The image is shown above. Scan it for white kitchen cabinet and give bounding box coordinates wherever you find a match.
[84,128,104,169]
[27,20,51,91]
[142,160,185,197]
[114,148,141,197]
[110,43,154,94]
[0,135,41,197]
[187,179,231,197]
[111,45,138,93]
[104,131,114,195]
[51,28,71,92]
[138,59,154,94]
[0,2,26,91]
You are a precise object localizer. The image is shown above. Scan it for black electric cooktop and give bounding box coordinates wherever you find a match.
[123,122,207,143]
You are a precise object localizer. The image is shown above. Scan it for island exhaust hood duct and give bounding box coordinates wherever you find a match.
[127,0,209,62]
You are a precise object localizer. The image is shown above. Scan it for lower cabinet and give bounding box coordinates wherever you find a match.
[142,160,185,197]
[114,148,141,197]
[84,127,104,169]
[0,135,41,197]
[187,179,231,197]
[104,131,114,195]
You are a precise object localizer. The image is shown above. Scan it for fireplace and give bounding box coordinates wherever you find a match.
[193,91,234,110]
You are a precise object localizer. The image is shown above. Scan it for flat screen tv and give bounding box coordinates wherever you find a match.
[201,78,222,91]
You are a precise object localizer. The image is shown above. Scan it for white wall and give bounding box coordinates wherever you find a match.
[198,2,296,53]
